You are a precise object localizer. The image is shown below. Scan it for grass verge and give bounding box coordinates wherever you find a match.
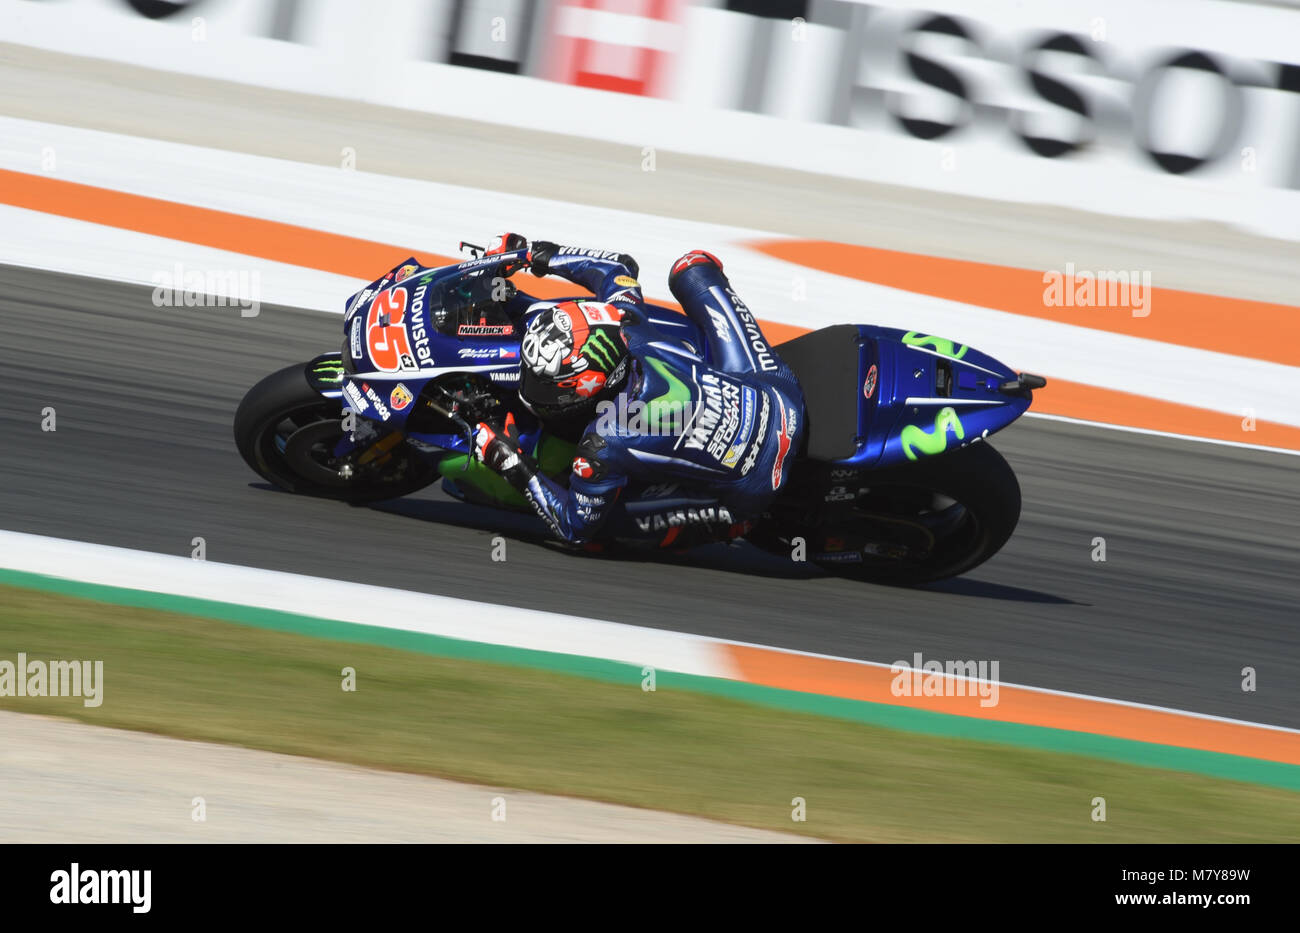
[2,582,1297,842]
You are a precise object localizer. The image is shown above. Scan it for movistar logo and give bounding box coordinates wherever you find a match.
[900,407,965,460]
[584,330,621,371]
[902,332,968,360]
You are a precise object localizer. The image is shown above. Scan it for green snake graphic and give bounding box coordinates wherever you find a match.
[902,331,968,360]
[901,406,965,460]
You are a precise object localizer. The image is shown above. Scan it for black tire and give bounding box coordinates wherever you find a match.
[233,363,436,503]
[754,442,1021,586]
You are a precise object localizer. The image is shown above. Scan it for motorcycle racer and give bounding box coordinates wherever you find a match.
[470,236,805,546]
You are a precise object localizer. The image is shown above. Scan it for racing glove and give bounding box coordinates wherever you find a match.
[472,412,528,476]
[528,240,559,276]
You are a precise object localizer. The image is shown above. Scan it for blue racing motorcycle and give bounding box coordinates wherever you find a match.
[234,244,1045,584]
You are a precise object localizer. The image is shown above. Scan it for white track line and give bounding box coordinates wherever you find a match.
[2,529,1296,738]
[0,531,734,681]
[1024,411,1300,458]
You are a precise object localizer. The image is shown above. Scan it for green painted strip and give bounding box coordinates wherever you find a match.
[660,673,1300,792]
[3,566,1298,791]
[0,568,632,683]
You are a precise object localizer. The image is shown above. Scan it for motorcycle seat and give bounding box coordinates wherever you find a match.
[775,324,863,461]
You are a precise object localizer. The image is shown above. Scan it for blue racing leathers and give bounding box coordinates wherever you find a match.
[498,248,805,545]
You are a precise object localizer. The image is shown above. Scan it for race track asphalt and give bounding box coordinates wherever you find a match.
[2,265,1297,728]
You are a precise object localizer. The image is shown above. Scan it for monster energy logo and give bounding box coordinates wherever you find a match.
[900,407,965,460]
[311,360,344,384]
[584,330,621,371]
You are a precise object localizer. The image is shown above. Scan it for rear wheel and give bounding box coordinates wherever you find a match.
[751,442,1021,585]
[233,363,437,502]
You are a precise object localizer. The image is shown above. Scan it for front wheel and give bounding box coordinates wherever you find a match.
[751,442,1022,586]
[233,362,437,503]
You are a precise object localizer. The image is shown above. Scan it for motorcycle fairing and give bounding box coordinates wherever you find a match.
[777,325,1037,471]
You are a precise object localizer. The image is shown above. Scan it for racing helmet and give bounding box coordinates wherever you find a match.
[519,301,631,429]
